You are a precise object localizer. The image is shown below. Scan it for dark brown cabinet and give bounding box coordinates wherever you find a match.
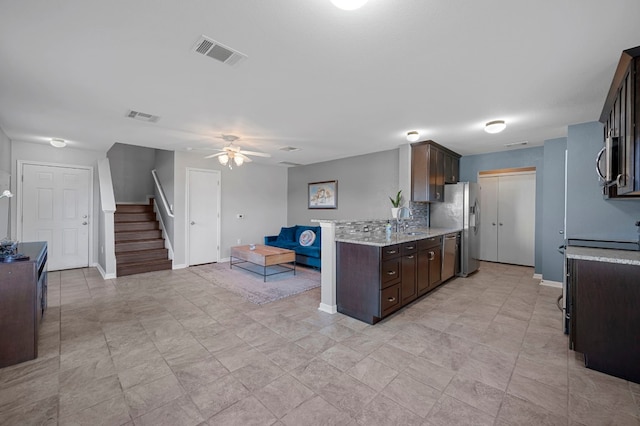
[337,237,446,324]
[400,242,417,305]
[599,45,640,198]
[417,236,442,295]
[411,140,460,202]
[568,257,640,383]
[0,242,48,368]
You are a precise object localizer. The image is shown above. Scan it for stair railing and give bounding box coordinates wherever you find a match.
[151,169,174,218]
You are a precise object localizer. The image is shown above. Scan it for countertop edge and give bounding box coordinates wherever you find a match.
[566,246,640,266]
[334,228,462,247]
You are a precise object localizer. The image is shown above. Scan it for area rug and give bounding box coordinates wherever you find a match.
[203,262,321,305]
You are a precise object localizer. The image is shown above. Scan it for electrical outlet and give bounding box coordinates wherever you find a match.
[237,238,241,244]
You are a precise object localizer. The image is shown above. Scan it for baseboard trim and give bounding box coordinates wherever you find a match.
[540,280,562,288]
[172,263,188,270]
[533,273,542,279]
[318,303,337,314]
[95,263,116,280]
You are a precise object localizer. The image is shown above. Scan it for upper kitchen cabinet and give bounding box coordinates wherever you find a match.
[599,45,640,198]
[411,140,461,202]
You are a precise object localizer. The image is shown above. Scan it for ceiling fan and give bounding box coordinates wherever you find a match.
[204,134,271,168]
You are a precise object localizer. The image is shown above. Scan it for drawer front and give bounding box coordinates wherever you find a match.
[418,236,442,250]
[381,258,401,287]
[380,284,401,317]
[381,244,401,260]
[402,242,417,255]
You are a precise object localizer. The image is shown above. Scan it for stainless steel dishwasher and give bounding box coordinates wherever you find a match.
[442,233,458,281]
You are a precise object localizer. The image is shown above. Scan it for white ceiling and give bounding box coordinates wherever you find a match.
[1,1,640,166]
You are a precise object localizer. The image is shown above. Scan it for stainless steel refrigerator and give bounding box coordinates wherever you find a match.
[430,182,480,276]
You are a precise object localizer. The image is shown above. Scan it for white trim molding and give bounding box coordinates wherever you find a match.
[540,280,562,288]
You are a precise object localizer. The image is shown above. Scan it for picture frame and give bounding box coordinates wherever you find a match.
[308,180,338,209]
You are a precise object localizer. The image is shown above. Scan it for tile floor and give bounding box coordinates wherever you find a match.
[0,262,639,425]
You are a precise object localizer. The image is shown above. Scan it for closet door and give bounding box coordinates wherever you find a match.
[497,173,535,266]
[479,176,498,262]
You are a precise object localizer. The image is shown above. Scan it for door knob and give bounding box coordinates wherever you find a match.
[190,221,195,225]
[492,222,496,226]
[499,223,503,226]
[82,222,87,225]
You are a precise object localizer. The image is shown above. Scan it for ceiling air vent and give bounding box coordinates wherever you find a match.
[192,36,247,66]
[279,146,300,152]
[126,110,159,123]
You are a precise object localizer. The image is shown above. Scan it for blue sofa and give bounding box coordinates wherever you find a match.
[264,225,321,269]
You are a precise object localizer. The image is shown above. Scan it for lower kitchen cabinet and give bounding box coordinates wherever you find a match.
[337,237,444,324]
[417,236,442,295]
[568,257,640,383]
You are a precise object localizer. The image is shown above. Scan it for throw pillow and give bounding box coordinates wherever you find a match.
[299,230,316,247]
[277,226,296,242]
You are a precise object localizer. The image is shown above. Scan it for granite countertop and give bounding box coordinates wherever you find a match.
[335,227,461,247]
[566,246,640,266]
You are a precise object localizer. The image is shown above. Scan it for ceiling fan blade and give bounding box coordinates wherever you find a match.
[204,152,227,159]
[239,150,271,158]
[237,153,252,162]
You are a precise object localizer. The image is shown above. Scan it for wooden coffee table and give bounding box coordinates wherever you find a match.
[230,244,296,282]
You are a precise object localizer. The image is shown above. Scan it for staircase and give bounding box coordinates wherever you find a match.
[115,200,172,277]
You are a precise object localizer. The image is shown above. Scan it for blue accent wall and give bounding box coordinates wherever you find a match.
[460,146,544,274]
[566,121,640,240]
[541,138,567,282]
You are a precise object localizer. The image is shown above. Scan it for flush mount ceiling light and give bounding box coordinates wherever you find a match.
[50,138,67,148]
[406,131,420,142]
[484,120,506,134]
[330,0,369,10]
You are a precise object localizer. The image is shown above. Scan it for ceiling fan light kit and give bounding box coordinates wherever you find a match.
[205,134,271,169]
[484,120,506,134]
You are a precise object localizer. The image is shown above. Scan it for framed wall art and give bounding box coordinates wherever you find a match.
[308,180,337,209]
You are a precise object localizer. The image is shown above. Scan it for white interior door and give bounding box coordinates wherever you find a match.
[479,176,498,262]
[497,173,536,266]
[187,169,220,266]
[21,163,91,270]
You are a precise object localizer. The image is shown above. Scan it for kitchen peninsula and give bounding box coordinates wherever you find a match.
[335,226,460,324]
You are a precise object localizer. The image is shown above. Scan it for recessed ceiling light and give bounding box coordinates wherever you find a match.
[485,120,506,134]
[50,138,67,148]
[330,0,368,10]
[406,131,420,142]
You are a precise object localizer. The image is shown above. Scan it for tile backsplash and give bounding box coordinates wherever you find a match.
[335,202,429,236]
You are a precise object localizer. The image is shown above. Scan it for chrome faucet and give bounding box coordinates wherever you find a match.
[397,206,413,233]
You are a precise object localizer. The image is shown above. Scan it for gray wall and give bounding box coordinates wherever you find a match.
[460,146,544,274]
[153,149,175,243]
[0,127,11,238]
[288,149,400,225]
[172,151,288,265]
[566,121,640,239]
[107,143,156,203]
[541,138,567,282]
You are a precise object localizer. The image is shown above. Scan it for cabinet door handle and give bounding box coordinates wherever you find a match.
[387,271,396,276]
[406,246,414,250]
[436,192,440,199]
[428,251,435,261]
[387,297,396,302]
[386,250,397,254]
[407,255,414,259]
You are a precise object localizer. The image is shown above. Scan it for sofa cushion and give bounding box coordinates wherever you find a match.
[268,240,298,250]
[277,226,296,242]
[299,230,316,246]
[296,246,321,258]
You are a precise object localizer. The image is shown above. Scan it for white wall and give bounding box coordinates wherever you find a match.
[172,151,288,266]
[10,140,107,264]
[288,149,400,225]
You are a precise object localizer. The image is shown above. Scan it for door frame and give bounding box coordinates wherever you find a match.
[17,160,94,268]
[185,168,221,266]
